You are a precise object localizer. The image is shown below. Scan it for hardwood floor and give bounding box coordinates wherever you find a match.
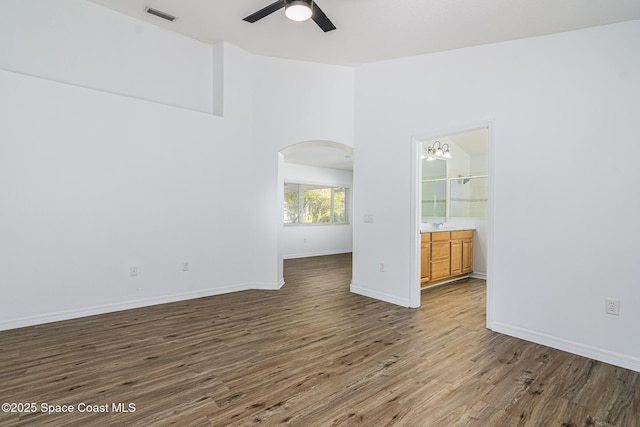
[1,253,638,426]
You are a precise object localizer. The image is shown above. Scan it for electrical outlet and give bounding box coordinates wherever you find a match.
[605,298,620,316]
[380,263,385,272]
[182,262,189,272]
[130,266,138,277]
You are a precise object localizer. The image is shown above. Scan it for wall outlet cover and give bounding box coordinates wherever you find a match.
[605,298,620,316]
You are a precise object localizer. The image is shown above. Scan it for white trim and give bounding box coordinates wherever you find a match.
[0,279,285,332]
[492,321,640,373]
[350,283,411,307]
[420,274,470,290]
[283,179,352,188]
[284,223,351,228]
[409,137,421,308]
[283,249,352,260]
[419,273,486,290]
[250,278,285,290]
[486,121,496,329]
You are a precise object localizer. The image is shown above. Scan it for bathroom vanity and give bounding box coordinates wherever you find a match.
[420,227,474,287]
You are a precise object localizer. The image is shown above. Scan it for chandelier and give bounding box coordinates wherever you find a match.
[424,141,452,161]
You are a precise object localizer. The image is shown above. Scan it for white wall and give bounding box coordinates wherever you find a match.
[0,0,217,114]
[281,163,353,259]
[0,0,354,330]
[250,55,355,279]
[251,56,355,150]
[471,154,489,175]
[353,20,640,371]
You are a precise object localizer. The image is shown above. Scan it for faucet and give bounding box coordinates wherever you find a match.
[433,222,443,228]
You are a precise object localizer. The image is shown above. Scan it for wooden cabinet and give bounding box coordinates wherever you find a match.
[420,233,430,283]
[450,239,462,276]
[430,232,451,281]
[462,237,474,274]
[452,230,474,275]
[421,229,474,287]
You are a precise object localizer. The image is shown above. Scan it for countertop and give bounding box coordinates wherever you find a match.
[420,224,475,233]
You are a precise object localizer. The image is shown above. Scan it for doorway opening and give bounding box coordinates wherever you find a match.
[276,140,354,284]
[410,124,494,328]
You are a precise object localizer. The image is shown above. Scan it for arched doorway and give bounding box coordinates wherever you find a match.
[277,140,354,283]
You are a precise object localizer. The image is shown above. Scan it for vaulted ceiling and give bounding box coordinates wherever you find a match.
[83,1,640,170]
[87,0,640,66]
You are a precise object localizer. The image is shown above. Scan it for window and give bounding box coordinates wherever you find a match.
[284,183,349,224]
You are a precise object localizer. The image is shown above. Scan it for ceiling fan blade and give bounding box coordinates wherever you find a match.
[311,2,336,32]
[243,0,286,23]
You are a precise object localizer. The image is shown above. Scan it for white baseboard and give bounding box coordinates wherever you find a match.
[492,321,640,373]
[350,283,411,308]
[470,272,487,280]
[0,279,285,332]
[283,249,352,260]
[250,278,285,290]
[420,275,471,290]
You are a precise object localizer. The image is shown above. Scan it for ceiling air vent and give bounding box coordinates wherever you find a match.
[145,7,177,22]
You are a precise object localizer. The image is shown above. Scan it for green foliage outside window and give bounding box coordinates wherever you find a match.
[284,183,348,224]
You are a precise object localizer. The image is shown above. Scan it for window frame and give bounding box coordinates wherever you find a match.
[284,182,350,226]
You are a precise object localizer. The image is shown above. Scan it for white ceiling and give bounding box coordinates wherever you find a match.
[87,0,640,66]
[281,140,353,171]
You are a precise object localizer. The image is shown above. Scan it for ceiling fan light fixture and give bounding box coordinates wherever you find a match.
[285,0,313,21]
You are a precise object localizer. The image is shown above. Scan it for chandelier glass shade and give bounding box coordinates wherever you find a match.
[424,141,452,161]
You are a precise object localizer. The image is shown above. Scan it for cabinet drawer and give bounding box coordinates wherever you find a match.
[431,241,450,260]
[421,233,431,243]
[431,231,450,242]
[431,259,450,280]
[451,230,474,240]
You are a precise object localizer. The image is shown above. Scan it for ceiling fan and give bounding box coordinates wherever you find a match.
[243,0,336,32]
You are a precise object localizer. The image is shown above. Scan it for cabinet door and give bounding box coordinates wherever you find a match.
[431,241,450,260]
[451,239,462,275]
[430,240,451,281]
[420,240,430,282]
[462,238,474,273]
[431,260,450,281]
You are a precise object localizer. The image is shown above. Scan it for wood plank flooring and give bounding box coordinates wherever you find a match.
[1,253,638,426]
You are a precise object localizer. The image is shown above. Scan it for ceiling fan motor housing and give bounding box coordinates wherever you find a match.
[285,0,313,21]
[286,0,312,5]
[243,0,335,32]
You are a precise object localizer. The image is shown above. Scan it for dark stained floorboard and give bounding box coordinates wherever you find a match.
[0,253,638,426]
